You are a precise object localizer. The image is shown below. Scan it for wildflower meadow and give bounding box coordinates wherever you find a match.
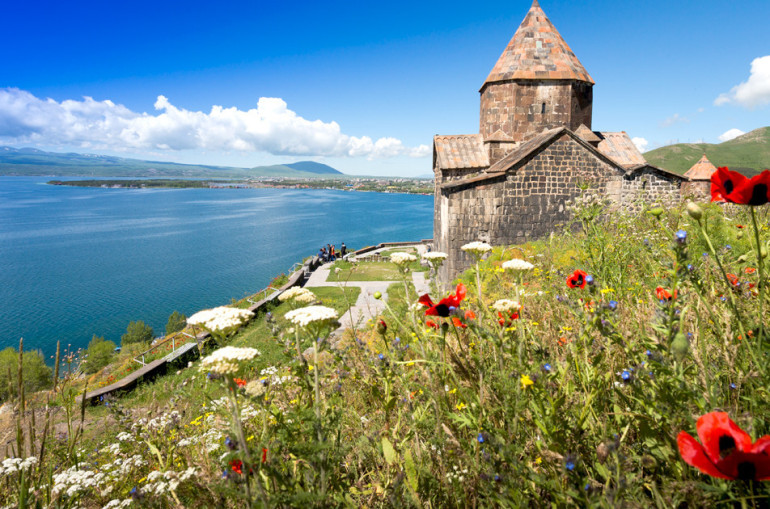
[2,168,770,507]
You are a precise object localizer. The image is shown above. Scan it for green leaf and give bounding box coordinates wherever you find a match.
[404,449,419,495]
[382,437,397,466]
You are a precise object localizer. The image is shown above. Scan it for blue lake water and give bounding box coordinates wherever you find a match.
[0,177,433,356]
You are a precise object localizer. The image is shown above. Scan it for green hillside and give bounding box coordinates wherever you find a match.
[644,126,770,176]
[0,146,345,178]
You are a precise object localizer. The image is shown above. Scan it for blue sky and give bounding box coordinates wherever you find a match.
[1,0,768,176]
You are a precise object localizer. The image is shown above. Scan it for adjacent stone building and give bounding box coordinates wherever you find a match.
[433,0,686,281]
[682,154,718,198]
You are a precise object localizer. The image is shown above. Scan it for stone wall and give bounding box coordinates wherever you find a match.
[681,180,710,200]
[479,80,592,144]
[436,133,622,280]
[620,168,683,213]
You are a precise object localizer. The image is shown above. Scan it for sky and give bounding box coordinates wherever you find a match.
[1,0,769,177]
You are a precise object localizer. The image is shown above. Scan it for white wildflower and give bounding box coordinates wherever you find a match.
[116,432,134,442]
[491,299,521,313]
[421,251,448,269]
[187,306,253,333]
[502,259,535,271]
[461,241,493,257]
[390,252,417,266]
[200,346,261,375]
[278,287,315,303]
[284,305,338,328]
[245,380,267,398]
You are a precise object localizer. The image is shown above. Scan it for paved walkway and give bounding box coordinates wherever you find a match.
[304,244,432,339]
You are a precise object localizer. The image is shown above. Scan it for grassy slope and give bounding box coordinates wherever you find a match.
[644,126,770,176]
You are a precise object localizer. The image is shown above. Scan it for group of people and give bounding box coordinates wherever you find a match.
[319,242,346,262]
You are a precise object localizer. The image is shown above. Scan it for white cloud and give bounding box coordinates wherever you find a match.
[715,55,770,108]
[0,88,428,159]
[659,113,689,128]
[718,128,745,142]
[631,137,649,153]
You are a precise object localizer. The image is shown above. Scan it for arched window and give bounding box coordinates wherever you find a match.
[541,102,546,114]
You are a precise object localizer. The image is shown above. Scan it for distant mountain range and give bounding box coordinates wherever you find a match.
[0,146,343,178]
[644,127,770,177]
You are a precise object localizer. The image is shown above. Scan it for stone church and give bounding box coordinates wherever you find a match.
[433,0,685,281]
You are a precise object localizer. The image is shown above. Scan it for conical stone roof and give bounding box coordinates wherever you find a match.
[684,154,718,180]
[482,0,594,88]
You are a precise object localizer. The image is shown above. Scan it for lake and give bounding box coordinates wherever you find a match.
[0,177,433,356]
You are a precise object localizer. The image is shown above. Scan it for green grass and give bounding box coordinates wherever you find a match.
[327,259,426,282]
[645,126,770,175]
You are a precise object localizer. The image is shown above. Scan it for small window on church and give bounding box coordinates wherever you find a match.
[541,102,546,114]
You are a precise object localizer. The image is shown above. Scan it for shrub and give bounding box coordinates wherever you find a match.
[121,320,154,346]
[166,310,187,335]
[0,346,52,401]
[82,335,116,374]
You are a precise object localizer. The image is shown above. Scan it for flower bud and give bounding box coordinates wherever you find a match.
[648,207,664,218]
[373,291,382,300]
[686,202,703,221]
[671,332,689,361]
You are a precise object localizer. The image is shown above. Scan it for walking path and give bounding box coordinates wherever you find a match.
[304,244,432,338]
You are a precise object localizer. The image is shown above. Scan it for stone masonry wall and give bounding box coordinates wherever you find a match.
[480,80,592,144]
[620,169,682,213]
[436,133,622,281]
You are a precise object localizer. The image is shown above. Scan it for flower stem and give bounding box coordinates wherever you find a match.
[750,207,765,355]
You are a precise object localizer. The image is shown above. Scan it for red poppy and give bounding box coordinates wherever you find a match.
[262,448,268,463]
[425,319,439,329]
[711,167,749,203]
[745,267,757,275]
[726,273,740,286]
[677,411,770,481]
[736,224,745,229]
[566,270,587,289]
[233,378,247,388]
[230,459,243,475]
[418,283,467,317]
[497,311,520,327]
[726,170,770,206]
[451,317,467,329]
[655,286,677,301]
[464,310,476,320]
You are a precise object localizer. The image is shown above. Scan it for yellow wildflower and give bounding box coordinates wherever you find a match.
[456,402,467,411]
[521,375,534,389]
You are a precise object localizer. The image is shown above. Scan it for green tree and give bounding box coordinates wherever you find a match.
[121,320,154,346]
[0,347,52,401]
[165,310,187,335]
[82,335,117,374]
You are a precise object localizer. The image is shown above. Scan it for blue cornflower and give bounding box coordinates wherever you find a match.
[687,264,694,271]
[543,363,552,372]
[608,300,618,310]
[378,353,385,360]
[730,383,737,390]
[703,252,709,257]
[477,433,485,443]
[494,474,501,482]
[621,370,631,381]
[644,238,650,246]
[585,275,595,286]
[645,349,652,358]
[675,230,687,243]
[565,460,575,471]
[725,245,732,250]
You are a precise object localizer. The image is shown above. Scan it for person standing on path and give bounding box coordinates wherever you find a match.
[340,242,347,258]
